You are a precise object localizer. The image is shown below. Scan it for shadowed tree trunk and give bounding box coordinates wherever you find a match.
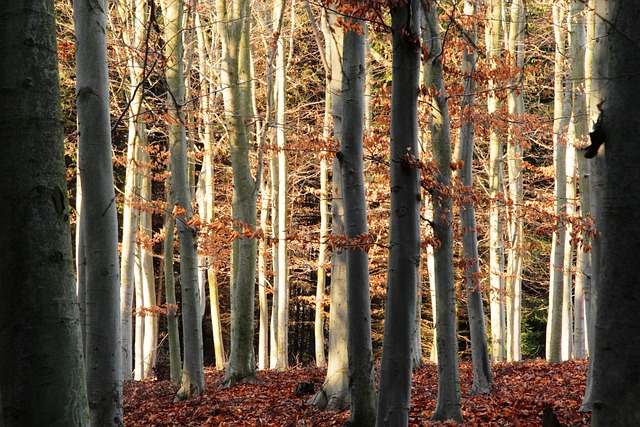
[376,0,421,424]
[0,1,90,424]
[423,1,464,422]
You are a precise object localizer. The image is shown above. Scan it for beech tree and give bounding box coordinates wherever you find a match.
[457,0,492,394]
[590,0,640,424]
[308,4,350,409]
[162,0,205,400]
[0,0,90,424]
[74,0,124,422]
[376,0,421,424]
[423,1,464,422]
[339,4,377,425]
[217,0,259,386]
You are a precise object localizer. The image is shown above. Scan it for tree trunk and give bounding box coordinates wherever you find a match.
[74,0,124,423]
[218,0,259,387]
[590,0,640,424]
[339,7,376,426]
[423,2,464,423]
[376,0,422,424]
[0,1,90,424]
[164,181,182,384]
[485,0,506,363]
[547,1,570,364]
[569,0,589,361]
[505,0,525,363]
[162,0,205,400]
[308,5,349,408]
[457,0,492,394]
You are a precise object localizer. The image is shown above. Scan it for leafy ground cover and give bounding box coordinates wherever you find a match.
[124,359,589,426]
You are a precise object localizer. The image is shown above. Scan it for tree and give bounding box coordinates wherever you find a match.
[457,0,492,394]
[423,1,464,422]
[375,0,421,424]
[339,4,377,425]
[590,1,640,424]
[0,0,90,424]
[485,0,506,362]
[505,0,525,362]
[547,0,571,364]
[73,0,124,423]
[162,0,205,400]
[307,4,350,409]
[217,0,259,386]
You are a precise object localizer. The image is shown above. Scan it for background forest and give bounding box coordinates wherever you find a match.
[6,0,639,425]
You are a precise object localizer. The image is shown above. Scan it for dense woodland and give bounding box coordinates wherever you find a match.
[2,0,640,425]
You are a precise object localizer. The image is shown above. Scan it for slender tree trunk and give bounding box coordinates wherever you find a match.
[274,0,290,370]
[308,5,349,408]
[569,0,589,361]
[162,0,205,400]
[423,2,464,423]
[376,0,421,424]
[457,0,492,394]
[0,2,90,424]
[505,0,525,363]
[547,1,570,364]
[218,0,259,386]
[164,181,182,384]
[117,0,147,383]
[485,0,506,362]
[74,0,123,423]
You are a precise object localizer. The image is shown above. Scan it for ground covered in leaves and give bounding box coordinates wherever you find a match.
[124,359,589,426]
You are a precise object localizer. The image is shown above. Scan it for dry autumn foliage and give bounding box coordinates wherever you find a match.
[124,359,589,426]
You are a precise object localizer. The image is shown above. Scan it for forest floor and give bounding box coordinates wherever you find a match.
[124,358,589,426]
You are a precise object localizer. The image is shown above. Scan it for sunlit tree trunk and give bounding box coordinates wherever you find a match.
[590,1,640,424]
[339,6,376,425]
[195,9,226,370]
[116,0,146,383]
[457,0,492,393]
[163,182,182,384]
[423,2,464,423]
[162,0,205,400]
[308,5,349,408]
[569,0,589,361]
[139,139,158,377]
[0,2,90,423]
[74,0,124,423]
[505,0,525,363]
[376,0,421,424]
[547,1,570,364]
[562,129,576,362]
[485,0,506,362]
[274,0,290,371]
[218,0,259,386]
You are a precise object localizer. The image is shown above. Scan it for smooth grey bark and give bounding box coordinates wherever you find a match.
[116,0,145,382]
[485,0,506,362]
[590,1,640,425]
[505,0,525,362]
[162,0,205,400]
[547,2,571,364]
[339,9,376,426]
[0,2,90,425]
[569,0,589,360]
[73,0,123,423]
[163,182,182,384]
[218,0,259,386]
[375,0,421,425]
[423,2,464,422]
[308,5,350,410]
[457,0,492,395]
